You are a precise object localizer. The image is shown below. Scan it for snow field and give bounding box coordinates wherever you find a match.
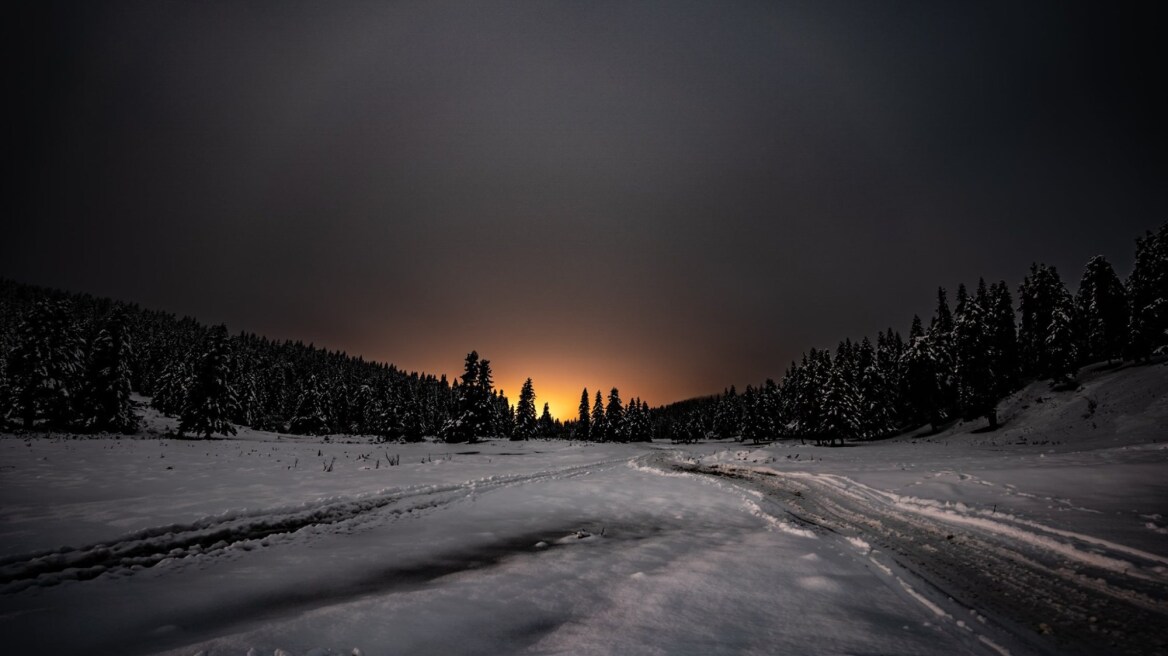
[0,361,1164,655]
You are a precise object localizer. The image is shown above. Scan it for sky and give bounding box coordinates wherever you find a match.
[8,1,1167,418]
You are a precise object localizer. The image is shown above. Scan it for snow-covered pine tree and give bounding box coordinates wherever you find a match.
[857,336,893,438]
[399,384,426,442]
[151,358,191,416]
[713,386,741,439]
[778,361,801,436]
[1046,288,1079,385]
[493,389,514,438]
[590,389,606,441]
[443,351,481,443]
[514,378,537,440]
[290,374,331,435]
[821,344,860,445]
[988,281,1019,397]
[1075,255,1129,365]
[901,315,941,431]
[348,382,377,435]
[797,349,830,440]
[1018,263,1069,378]
[179,325,238,438]
[627,398,653,442]
[954,280,998,428]
[605,387,624,441]
[1125,224,1168,360]
[928,287,957,420]
[762,378,782,437]
[476,358,498,437]
[78,311,139,434]
[9,299,84,429]
[875,329,905,431]
[577,387,591,440]
[741,385,771,444]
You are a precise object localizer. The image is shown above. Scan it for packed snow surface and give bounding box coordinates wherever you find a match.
[1,362,1166,655]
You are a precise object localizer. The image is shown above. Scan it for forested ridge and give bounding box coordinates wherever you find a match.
[1,222,1166,444]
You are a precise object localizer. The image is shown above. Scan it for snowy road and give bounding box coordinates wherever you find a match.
[677,459,1168,656]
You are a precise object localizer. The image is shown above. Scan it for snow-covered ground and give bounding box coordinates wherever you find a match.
[1,362,1166,655]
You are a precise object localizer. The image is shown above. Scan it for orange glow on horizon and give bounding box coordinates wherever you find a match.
[378,349,692,422]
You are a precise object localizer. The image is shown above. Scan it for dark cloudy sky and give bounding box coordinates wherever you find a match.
[8,1,1167,416]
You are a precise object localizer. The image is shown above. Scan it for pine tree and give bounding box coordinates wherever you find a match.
[713,386,741,439]
[537,402,555,437]
[605,387,624,441]
[1019,263,1069,378]
[151,359,191,416]
[290,374,331,435]
[988,281,1019,397]
[821,345,860,445]
[79,311,139,433]
[954,279,998,428]
[902,315,941,430]
[514,378,537,440]
[874,330,903,433]
[9,299,84,428]
[928,287,957,421]
[443,351,493,442]
[741,385,772,444]
[179,325,238,438]
[577,387,591,439]
[1126,224,1168,360]
[1075,255,1128,364]
[857,336,892,438]
[590,389,606,441]
[1046,288,1079,385]
[762,378,782,437]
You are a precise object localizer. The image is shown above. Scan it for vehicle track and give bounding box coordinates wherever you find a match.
[671,458,1168,656]
[0,455,636,594]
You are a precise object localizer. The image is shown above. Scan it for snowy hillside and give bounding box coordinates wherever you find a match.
[0,362,1165,655]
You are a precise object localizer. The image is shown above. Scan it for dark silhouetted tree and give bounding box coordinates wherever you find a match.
[577,387,591,439]
[591,389,606,441]
[179,325,238,438]
[1075,255,1128,365]
[955,280,998,428]
[537,402,555,437]
[988,281,1019,397]
[1046,288,1079,385]
[290,374,331,435]
[1019,263,1068,378]
[605,387,624,441]
[514,378,537,440]
[9,299,84,428]
[1126,224,1168,360]
[821,344,859,444]
[79,311,139,433]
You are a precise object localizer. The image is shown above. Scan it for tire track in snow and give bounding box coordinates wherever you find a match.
[675,460,1168,656]
[0,455,637,594]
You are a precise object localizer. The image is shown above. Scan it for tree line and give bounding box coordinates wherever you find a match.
[1,222,1165,443]
[651,223,1168,444]
[0,281,647,442]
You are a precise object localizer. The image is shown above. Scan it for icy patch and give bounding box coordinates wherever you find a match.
[796,575,840,593]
